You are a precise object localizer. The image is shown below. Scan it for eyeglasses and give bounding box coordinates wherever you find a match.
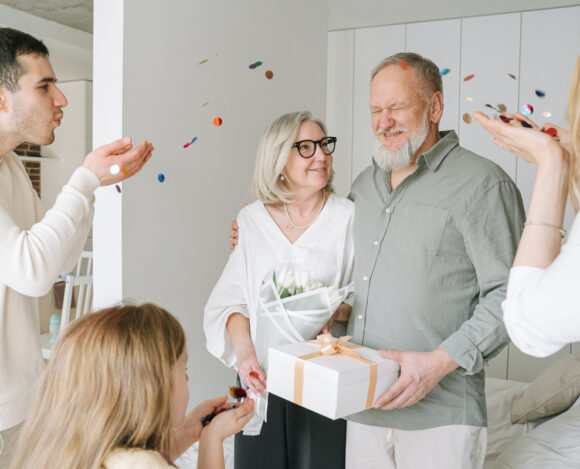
[291,136,337,159]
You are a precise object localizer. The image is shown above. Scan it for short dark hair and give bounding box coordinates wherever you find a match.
[0,28,49,92]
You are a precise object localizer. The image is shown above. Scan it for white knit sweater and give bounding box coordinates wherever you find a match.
[0,152,98,430]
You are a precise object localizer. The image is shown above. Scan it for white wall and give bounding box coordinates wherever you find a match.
[327,5,580,382]
[93,0,328,404]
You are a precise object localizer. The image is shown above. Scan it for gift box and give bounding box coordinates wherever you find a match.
[267,335,400,420]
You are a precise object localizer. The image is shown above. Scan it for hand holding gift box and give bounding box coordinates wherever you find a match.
[267,334,400,420]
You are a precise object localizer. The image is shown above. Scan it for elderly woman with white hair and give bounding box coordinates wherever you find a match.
[204,111,354,468]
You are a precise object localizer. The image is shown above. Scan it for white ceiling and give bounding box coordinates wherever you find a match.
[0,0,578,34]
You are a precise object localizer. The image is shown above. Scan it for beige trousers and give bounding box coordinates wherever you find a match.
[0,423,24,469]
[346,420,487,469]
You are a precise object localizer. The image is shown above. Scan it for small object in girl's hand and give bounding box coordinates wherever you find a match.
[543,127,557,137]
[229,386,247,399]
[201,405,236,427]
[521,121,533,128]
[249,371,259,379]
[499,115,513,123]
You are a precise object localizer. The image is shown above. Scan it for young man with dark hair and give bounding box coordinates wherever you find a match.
[0,27,153,466]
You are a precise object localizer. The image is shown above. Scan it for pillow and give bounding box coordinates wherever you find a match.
[511,353,580,424]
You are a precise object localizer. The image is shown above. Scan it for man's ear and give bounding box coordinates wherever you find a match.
[429,91,444,125]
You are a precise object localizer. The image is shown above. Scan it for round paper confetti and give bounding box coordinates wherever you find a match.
[499,115,512,123]
[213,117,223,126]
[157,173,165,183]
[400,59,408,70]
[265,70,274,79]
[109,164,120,176]
[463,74,475,81]
[508,73,517,80]
[544,127,557,137]
[115,184,121,193]
[521,104,534,116]
[542,111,552,118]
[535,89,546,98]
[465,96,474,102]
[521,121,532,128]
[497,104,507,113]
[462,113,472,124]
[439,68,450,76]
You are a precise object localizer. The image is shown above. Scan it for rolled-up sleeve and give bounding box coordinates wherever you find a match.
[439,180,525,374]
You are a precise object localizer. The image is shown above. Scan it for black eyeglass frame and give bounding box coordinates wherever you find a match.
[291,136,337,159]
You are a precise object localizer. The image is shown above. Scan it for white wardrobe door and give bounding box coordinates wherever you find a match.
[406,19,461,134]
[518,5,580,232]
[352,25,405,181]
[459,13,521,181]
[327,30,355,197]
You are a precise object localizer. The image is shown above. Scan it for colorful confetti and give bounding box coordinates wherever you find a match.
[157,173,165,183]
[462,113,472,124]
[184,137,198,148]
[213,117,223,126]
[121,168,129,176]
[202,405,236,427]
[521,121,532,128]
[439,68,450,76]
[265,70,274,79]
[465,96,474,102]
[198,59,208,65]
[499,115,513,123]
[508,73,517,80]
[543,127,557,137]
[109,164,120,176]
[463,74,475,81]
[202,101,210,107]
[535,90,546,98]
[400,59,408,70]
[115,184,121,193]
[249,61,263,69]
[497,104,507,113]
[521,104,534,116]
[249,371,259,379]
[542,111,552,118]
[485,104,500,112]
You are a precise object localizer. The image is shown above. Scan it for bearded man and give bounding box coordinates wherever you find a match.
[344,53,525,469]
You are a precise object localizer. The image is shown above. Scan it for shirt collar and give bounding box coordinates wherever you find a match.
[416,130,459,171]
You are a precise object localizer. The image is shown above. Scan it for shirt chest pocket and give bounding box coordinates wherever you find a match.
[389,203,450,256]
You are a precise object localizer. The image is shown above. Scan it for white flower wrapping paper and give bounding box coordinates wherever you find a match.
[258,266,351,344]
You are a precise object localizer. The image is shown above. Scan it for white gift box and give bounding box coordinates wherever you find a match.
[267,337,400,420]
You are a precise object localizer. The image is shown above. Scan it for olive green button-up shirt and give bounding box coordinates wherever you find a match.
[346,130,525,430]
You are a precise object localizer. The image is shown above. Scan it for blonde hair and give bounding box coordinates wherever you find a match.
[10,303,186,469]
[568,54,580,213]
[250,111,334,203]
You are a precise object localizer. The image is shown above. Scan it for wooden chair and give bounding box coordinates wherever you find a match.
[40,251,93,359]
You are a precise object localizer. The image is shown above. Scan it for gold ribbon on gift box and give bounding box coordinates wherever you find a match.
[293,334,378,410]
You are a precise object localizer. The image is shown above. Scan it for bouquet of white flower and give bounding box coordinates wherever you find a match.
[258,266,351,344]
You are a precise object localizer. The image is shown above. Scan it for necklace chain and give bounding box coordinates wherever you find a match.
[284,190,325,230]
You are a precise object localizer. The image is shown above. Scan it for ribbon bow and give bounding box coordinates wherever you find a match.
[315,333,361,358]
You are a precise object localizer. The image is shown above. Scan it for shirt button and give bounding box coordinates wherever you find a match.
[385,207,392,214]
[363,276,368,281]
[373,241,379,246]
[358,315,363,320]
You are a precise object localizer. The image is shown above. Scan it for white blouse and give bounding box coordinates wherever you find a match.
[502,213,580,357]
[204,194,355,371]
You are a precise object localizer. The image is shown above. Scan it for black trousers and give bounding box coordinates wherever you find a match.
[234,393,346,469]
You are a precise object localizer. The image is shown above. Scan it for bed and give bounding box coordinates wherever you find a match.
[177,355,580,468]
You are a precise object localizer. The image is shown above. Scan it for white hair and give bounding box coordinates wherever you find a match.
[250,111,334,203]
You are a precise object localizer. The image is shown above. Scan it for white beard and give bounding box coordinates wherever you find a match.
[373,110,430,172]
